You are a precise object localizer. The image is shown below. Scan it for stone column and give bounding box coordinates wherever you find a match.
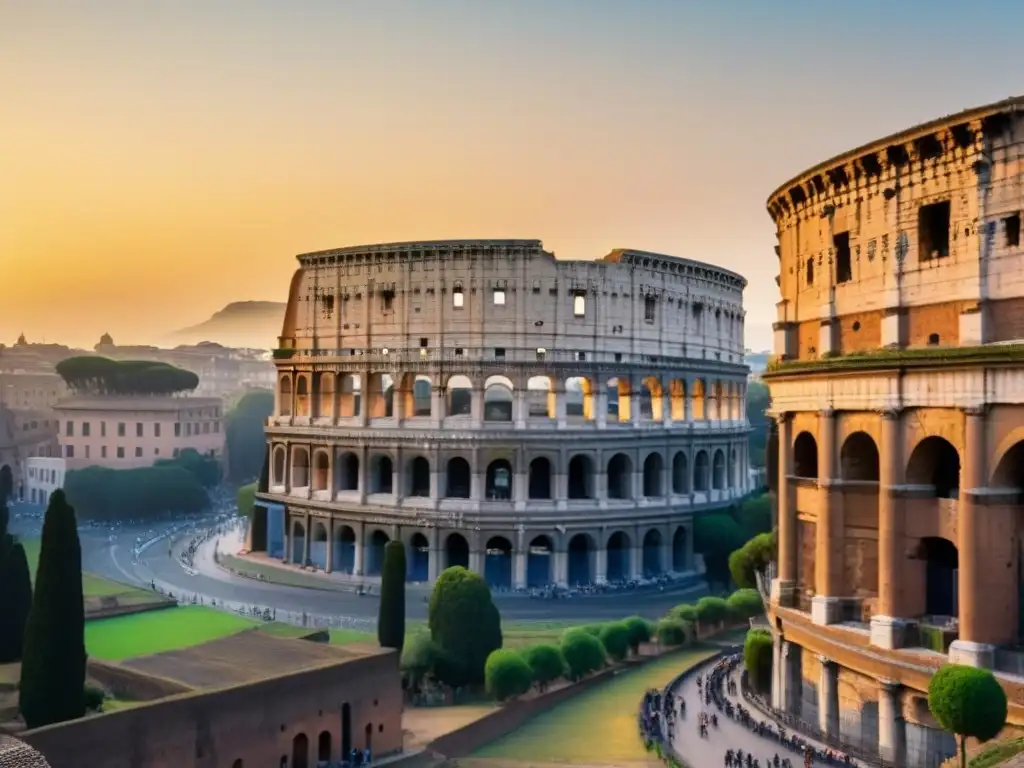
[470,388,484,427]
[554,547,569,588]
[358,445,368,505]
[325,519,334,574]
[595,389,608,429]
[951,406,995,667]
[813,408,843,625]
[555,386,568,429]
[781,640,802,715]
[631,527,643,579]
[818,656,839,739]
[773,413,796,606]
[878,679,907,766]
[354,520,365,576]
[771,633,784,710]
[513,390,528,428]
[282,516,291,563]
[595,541,608,584]
[301,514,311,565]
[427,527,440,583]
[872,408,908,649]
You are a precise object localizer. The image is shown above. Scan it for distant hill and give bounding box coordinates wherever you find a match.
[163,301,285,349]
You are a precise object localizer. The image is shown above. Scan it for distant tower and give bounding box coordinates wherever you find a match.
[95,332,115,351]
[15,333,27,347]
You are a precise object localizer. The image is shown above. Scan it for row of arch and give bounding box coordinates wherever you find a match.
[286,522,690,587]
[278,371,746,423]
[273,444,743,499]
[282,704,370,768]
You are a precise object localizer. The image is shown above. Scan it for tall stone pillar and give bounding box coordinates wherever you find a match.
[325,520,334,574]
[554,548,569,588]
[513,527,527,589]
[354,520,365,576]
[427,527,440,582]
[595,389,608,429]
[878,679,907,766]
[301,514,311,565]
[781,640,802,715]
[872,409,908,649]
[813,408,843,625]
[951,406,995,667]
[773,413,796,606]
[771,633,784,709]
[818,657,839,739]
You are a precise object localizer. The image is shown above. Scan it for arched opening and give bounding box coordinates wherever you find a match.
[691,378,706,420]
[408,456,430,497]
[527,535,552,587]
[295,376,310,418]
[672,526,688,571]
[607,377,630,422]
[291,521,306,565]
[712,449,726,490]
[672,451,689,494]
[606,453,633,500]
[446,457,471,498]
[485,536,513,588]
[793,432,819,479]
[364,723,373,752]
[292,447,310,488]
[312,450,330,492]
[485,459,513,500]
[366,530,389,576]
[341,703,352,756]
[567,455,594,499]
[642,529,663,575]
[693,451,710,492]
[367,372,393,418]
[568,533,593,585]
[906,437,961,499]
[272,447,286,486]
[318,731,331,763]
[483,376,514,421]
[920,537,959,617]
[338,374,360,418]
[446,375,472,417]
[528,457,552,499]
[407,374,433,417]
[370,455,393,494]
[292,733,309,768]
[564,376,594,420]
[446,533,470,569]
[642,453,663,497]
[310,522,328,570]
[278,376,293,417]
[527,376,553,418]
[317,372,335,419]
[409,533,429,582]
[334,525,356,574]
[337,452,359,492]
[840,432,880,481]
[992,440,1024,495]
[606,531,630,583]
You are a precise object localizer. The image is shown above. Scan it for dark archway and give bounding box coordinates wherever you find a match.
[529,457,552,499]
[567,455,593,499]
[446,533,469,569]
[337,452,359,491]
[318,731,331,763]
[840,432,880,481]
[310,523,328,570]
[712,450,726,490]
[672,526,688,571]
[446,457,471,498]
[643,529,663,575]
[291,521,306,565]
[567,533,593,585]
[408,456,430,497]
[793,432,819,479]
[292,733,309,768]
[920,537,959,617]
[672,451,689,494]
[371,455,393,494]
[334,525,356,574]
[409,533,429,582]
[365,722,373,751]
[992,440,1024,494]
[606,531,630,582]
[643,453,663,497]
[527,535,552,587]
[906,437,961,499]
[485,459,513,501]
[693,450,710,492]
[485,536,513,588]
[341,703,352,755]
[366,530,389,576]
[607,453,632,499]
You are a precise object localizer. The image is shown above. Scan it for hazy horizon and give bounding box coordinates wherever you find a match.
[5,1,1024,350]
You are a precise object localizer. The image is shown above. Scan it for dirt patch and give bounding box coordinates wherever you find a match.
[85,596,177,621]
[404,706,497,751]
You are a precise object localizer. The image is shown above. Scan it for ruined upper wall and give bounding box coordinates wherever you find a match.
[278,240,747,364]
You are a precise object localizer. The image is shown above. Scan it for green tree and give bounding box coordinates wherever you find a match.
[236,483,257,519]
[743,629,773,693]
[928,664,1008,768]
[746,381,771,467]
[735,495,772,537]
[656,619,690,647]
[19,490,87,728]
[622,616,654,655]
[155,448,221,487]
[428,567,502,687]
[728,532,776,589]
[378,540,406,652]
[55,356,198,396]
[0,542,33,663]
[520,644,565,690]
[64,465,208,522]
[400,632,449,692]
[484,649,533,701]
[224,390,274,481]
[672,604,698,623]
[726,588,764,621]
[598,621,631,662]
[560,629,605,680]
[695,596,729,630]
[694,513,747,587]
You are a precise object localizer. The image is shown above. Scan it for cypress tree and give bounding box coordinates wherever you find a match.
[377,540,406,652]
[19,489,86,728]
[0,542,32,663]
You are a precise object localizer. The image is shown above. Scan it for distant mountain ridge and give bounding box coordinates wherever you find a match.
[164,301,285,349]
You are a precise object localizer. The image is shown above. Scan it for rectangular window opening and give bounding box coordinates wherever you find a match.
[494,347,505,359]
[644,295,656,323]
[806,258,815,286]
[493,288,506,306]
[1005,213,1021,247]
[452,287,464,308]
[573,292,586,317]
[834,232,852,283]
[918,201,951,259]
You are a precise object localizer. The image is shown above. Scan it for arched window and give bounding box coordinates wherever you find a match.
[446,457,471,498]
[485,459,513,500]
[528,457,552,499]
[840,432,880,481]
[642,453,663,497]
[567,455,593,499]
[606,453,632,499]
[408,456,430,497]
[793,432,819,479]
[906,437,961,499]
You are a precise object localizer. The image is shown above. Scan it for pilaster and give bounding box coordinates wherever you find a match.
[878,679,907,766]
[773,412,796,606]
[813,408,843,626]
[873,408,908,649]
[818,656,839,739]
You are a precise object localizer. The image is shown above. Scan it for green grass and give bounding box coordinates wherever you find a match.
[85,605,259,661]
[473,646,716,763]
[969,737,1024,768]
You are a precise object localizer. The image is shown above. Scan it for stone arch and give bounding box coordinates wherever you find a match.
[606,530,631,582]
[366,372,393,418]
[564,376,594,420]
[446,456,471,498]
[292,446,310,488]
[409,532,430,582]
[672,451,689,494]
[336,451,359,492]
[485,458,513,500]
[366,529,389,576]
[317,731,331,764]
[793,432,819,479]
[918,536,959,617]
[445,532,470,569]
[567,454,595,499]
[528,456,552,499]
[691,378,706,420]
[672,526,688,571]
[606,453,633,499]
[338,373,361,417]
[640,376,662,420]
[446,375,473,417]
[484,376,513,422]
[668,379,686,421]
[992,439,1024,493]
[642,452,664,497]
[272,445,287,485]
[369,454,393,494]
[310,520,329,570]
[840,432,880,482]
[291,520,306,565]
[316,372,335,419]
[407,456,430,497]
[295,375,311,418]
[906,437,961,499]
[527,534,553,587]
[485,536,513,588]
[712,449,726,490]
[526,375,553,418]
[399,373,434,418]
[642,529,663,575]
[567,532,595,585]
[278,375,293,417]
[334,525,356,573]
[292,733,309,768]
[607,377,631,422]
[311,449,330,492]
[693,450,710,492]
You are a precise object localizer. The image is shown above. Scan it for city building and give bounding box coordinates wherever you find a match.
[252,239,754,588]
[0,371,68,411]
[53,396,225,470]
[0,407,59,501]
[764,96,1024,765]
[22,456,66,505]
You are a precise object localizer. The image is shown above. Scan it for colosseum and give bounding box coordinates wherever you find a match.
[250,239,754,592]
[764,96,1024,766]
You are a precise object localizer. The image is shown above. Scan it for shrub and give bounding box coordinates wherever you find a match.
[598,621,631,662]
[560,629,606,680]
[622,616,654,654]
[656,619,690,647]
[378,541,406,652]
[729,531,776,589]
[672,604,698,622]
[83,683,105,711]
[743,629,773,693]
[694,513,747,586]
[695,596,729,627]
[521,644,565,688]
[928,664,1008,768]
[485,649,533,701]
[401,633,449,691]
[428,567,503,687]
[579,623,605,637]
[726,588,764,621]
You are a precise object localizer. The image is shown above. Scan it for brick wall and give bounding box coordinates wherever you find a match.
[837,311,883,354]
[988,297,1024,342]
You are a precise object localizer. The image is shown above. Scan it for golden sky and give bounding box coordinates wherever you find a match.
[3,1,1022,350]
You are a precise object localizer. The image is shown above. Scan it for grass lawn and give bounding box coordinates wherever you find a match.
[967,737,1024,768]
[473,646,717,764]
[85,605,259,661]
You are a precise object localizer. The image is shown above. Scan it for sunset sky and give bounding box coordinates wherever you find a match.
[4,1,1024,350]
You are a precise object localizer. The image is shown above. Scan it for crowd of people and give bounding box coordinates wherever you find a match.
[638,686,685,750]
